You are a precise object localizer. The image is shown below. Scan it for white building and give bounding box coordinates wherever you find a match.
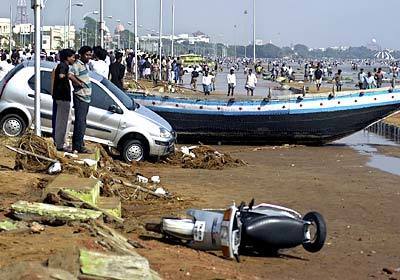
[41,25,76,52]
[0,18,11,48]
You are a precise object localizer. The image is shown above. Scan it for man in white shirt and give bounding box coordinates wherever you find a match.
[202,71,213,96]
[88,48,109,78]
[246,69,257,96]
[227,68,236,96]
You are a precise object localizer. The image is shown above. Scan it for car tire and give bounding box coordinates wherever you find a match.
[121,139,146,162]
[302,211,327,253]
[0,113,27,137]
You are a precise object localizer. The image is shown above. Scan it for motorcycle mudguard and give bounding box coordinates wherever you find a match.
[242,216,305,249]
[186,209,224,251]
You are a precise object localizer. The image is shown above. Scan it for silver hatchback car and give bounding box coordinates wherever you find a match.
[0,61,175,162]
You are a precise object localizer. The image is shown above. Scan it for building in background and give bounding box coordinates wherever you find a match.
[41,25,76,52]
[0,18,11,49]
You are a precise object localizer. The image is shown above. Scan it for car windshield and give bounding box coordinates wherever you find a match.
[100,78,135,111]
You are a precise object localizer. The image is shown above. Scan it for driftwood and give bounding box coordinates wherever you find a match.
[113,179,165,198]
[59,190,124,224]
[5,145,58,163]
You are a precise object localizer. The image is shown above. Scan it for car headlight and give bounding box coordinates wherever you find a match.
[160,127,172,138]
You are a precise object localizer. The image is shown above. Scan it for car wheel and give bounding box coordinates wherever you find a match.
[121,139,146,162]
[302,211,327,253]
[0,114,27,137]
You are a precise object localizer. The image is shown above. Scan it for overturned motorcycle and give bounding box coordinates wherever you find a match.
[145,200,327,261]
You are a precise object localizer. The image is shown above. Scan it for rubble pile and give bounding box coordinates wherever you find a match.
[166,145,247,170]
[14,134,58,172]
[6,136,174,203]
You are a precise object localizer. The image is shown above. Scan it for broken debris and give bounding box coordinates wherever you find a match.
[166,145,247,170]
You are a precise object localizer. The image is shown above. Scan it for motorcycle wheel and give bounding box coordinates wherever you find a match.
[302,212,327,253]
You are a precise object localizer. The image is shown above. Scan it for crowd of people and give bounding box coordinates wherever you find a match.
[0,47,399,147]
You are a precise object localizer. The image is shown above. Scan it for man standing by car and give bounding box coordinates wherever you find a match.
[68,46,93,154]
[53,49,75,152]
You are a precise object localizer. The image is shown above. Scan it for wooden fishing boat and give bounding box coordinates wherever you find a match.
[128,87,400,145]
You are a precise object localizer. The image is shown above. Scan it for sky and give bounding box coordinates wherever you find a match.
[1,0,399,49]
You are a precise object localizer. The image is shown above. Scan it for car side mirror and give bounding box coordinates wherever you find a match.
[108,105,123,114]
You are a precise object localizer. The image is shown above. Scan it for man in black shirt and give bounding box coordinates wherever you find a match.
[53,49,76,151]
[314,65,323,91]
[109,52,125,90]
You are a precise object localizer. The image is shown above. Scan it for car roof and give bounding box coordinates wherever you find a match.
[23,60,103,82]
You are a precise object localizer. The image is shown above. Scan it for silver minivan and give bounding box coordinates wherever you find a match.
[0,61,175,162]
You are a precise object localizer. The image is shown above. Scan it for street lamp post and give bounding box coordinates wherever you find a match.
[127,22,132,49]
[171,0,175,58]
[67,2,83,48]
[100,0,104,48]
[159,0,163,80]
[82,11,99,46]
[253,0,256,63]
[9,4,12,55]
[134,0,138,81]
[32,0,43,137]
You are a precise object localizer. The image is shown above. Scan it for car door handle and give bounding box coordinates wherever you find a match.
[28,94,35,98]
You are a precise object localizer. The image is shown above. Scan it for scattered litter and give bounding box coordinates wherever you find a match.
[64,152,78,158]
[154,187,167,196]
[180,146,197,158]
[29,222,45,234]
[136,175,149,184]
[48,161,62,175]
[151,176,161,184]
[81,158,98,167]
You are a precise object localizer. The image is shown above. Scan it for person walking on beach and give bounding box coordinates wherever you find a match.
[53,49,75,152]
[202,71,213,96]
[151,59,160,86]
[227,68,236,96]
[246,69,257,96]
[334,69,343,92]
[314,65,323,91]
[109,52,126,90]
[365,72,377,89]
[68,46,93,154]
[191,68,199,91]
[358,68,366,89]
[375,68,384,88]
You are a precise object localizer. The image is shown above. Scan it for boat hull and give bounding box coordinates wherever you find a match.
[149,104,400,144]
[130,89,400,145]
